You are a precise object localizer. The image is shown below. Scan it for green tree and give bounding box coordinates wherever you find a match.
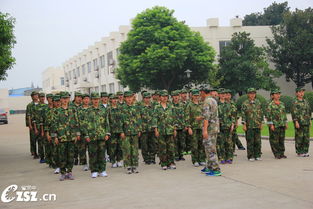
[0,12,16,80]
[218,32,280,95]
[116,6,215,92]
[266,8,313,88]
[243,1,289,26]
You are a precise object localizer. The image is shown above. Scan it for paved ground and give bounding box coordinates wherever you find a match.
[0,115,312,209]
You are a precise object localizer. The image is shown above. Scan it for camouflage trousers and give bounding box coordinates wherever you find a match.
[174,129,186,159]
[29,129,38,155]
[44,139,53,166]
[158,135,175,167]
[184,130,191,152]
[57,141,75,175]
[190,129,206,163]
[245,128,262,159]
[51,143,60,169]
[232,131,244,152]
[37,134,45,160]
[295,125,310,154]
[141,131,156,163]
[122,135,139,167]
[217,128,234,161]
[203,134,220,171]
[108,133,123,164]
[74,138,87,165]
[88,140,106,173]
[269,126,286,158]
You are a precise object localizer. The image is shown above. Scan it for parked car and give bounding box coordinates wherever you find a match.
[0,108,8,124]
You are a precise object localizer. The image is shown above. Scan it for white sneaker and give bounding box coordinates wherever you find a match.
[54,168,60,174]
[200,162,206,166]
[91,172,98,178]
[304,153,310,157]
[117,161,123,167]
[112,163,118,168]
[83,165,89,171]
[248,158,255,162]
[169,164,176,169]
[99,171,108,177]
[194,162,200,167]
[255,157,262,161]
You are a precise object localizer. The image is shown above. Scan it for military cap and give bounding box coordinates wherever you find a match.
[100,92,108,97]
[31,91,39,96]
[271,89,281,94]
[74,92,82,97]
[180,89,187,94]
[46,93,53,98]
[116,91,123,96]
[143,92,151,98]
[295,87,305,92]
[218,88,226,94]
[53,95,60,101]
[39,92,45,97]
[247,88,256,93]
[60,91,70,98]
[123,91,133,97]
[82,94,90,98]
[141,90,147,95]
[159,90,169,96]
[90,92,100,99]
[154,90,161,95]
[225,89,232,94]
[191,89,200,95]
[109,94,118,99]
[171,90,179,96]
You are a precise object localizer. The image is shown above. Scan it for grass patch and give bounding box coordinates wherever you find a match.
[237,121,313,137]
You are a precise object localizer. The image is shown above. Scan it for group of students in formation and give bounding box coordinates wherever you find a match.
[25,86,311,181]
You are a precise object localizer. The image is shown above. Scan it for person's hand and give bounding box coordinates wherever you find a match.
[85,137,91,143]
[54,138,59,145]
[202,130,208,140]
[230,123,235,133]
[295,121,300,129]
[105,135,109,141]
[155,129,159,138]
[174,130,177,138]
[47,135,51,142]
[120,133,126,139]
[285,123,288,129]
[138,132,142,137]
[243,124,247,132]
[77,135,81,141]
[188,127,193,135]
[270,124,275,131]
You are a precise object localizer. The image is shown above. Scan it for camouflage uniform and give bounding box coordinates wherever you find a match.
[32,101,47,160]
[241,98,264,159]
[69,102,82,165]
[202,96,220,172]
[26,100,38,156]
[266,99,287,158]
[77,105,90,165]
[152,101,176,167]
[42,101,54,166]
[291,97,311,155]
[108,104,124,164]
[186,100,206,164]
[217,101,235,161]
[81,102,110,173]
[53,105,80,175]
[140,98,156,163]
[229,101,244,151]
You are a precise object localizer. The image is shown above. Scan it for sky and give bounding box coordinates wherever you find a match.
[0,0,312,89]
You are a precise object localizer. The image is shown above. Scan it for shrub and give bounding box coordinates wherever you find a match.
[280,95,293,113]
[304,91,313,112]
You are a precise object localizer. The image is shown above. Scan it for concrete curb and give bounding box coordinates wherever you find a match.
[237,134,313,141]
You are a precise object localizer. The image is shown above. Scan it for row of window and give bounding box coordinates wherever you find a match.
[89,82,124,94]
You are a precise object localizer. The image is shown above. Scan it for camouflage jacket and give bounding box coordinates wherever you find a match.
[47,108,60,137]
[108,106,124,134]
[152,103,175,135]
[266,101,287,127]
[32,103,47,129]
[218,101,235,129]
[25,101,37,127]
[77,106,90,134]
[140,104,154,133]
[121,104,142,136]
[172,102,186,130]
[80,105,110,140]
[291,98,311,126]
[53,106,80,142]
[186,101,203,130]
[43,105,54,132]
[241,99,264,129]
[202,97,219,134]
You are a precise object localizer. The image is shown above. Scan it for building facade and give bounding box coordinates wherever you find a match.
[42,66,65,93]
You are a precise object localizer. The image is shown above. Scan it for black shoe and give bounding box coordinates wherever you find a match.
[238,147,246,150]
[281,155,287,159]
[179,157,185,161]
[33,154,39,159]
[145,161,151,165]
[74,159,79,165]
[175,157,180,161]
[151,160,156,164]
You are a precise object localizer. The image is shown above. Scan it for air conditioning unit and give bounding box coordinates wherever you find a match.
[95,67,99,71]
[95,72,99,78]
[109,59,115,66]
[83,77,88,82]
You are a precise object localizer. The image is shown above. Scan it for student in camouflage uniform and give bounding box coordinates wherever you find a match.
[217,89,235,164]
[180,89,191,154]
[140,92,156,164]
[71,92,82,165]
[77,94,91,171]
[201,88,222,176]
[152,90,177,170]
[171,90,186,161]
[186,89,206,167]
[120,91,142,174]
[42,93,53,166]
[291,88,311,157]
[116,91,125,107]
[26,91,39,158]
[81,92,110,178]
[107,94,124,167]
[241,88,264,161]
[151,91,160,108]
[53,92,80,181]
[266,89,288,159]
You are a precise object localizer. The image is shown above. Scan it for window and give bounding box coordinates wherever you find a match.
[219,41,231,55]
[69,71,72,80]
[65,73,68,81]
[82,64,86,75]
[116,48,120,56]
[107,51,113,74]
[100,55,105,68]
[73,69,76,78]
[101,85,106,92]
[87,62,91,73]
[60,77,64,86]
[118,82,124,92]
[95,87,99,93]
[93,58,98,71]
[109,83,115,94]
[76,67,80,77]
